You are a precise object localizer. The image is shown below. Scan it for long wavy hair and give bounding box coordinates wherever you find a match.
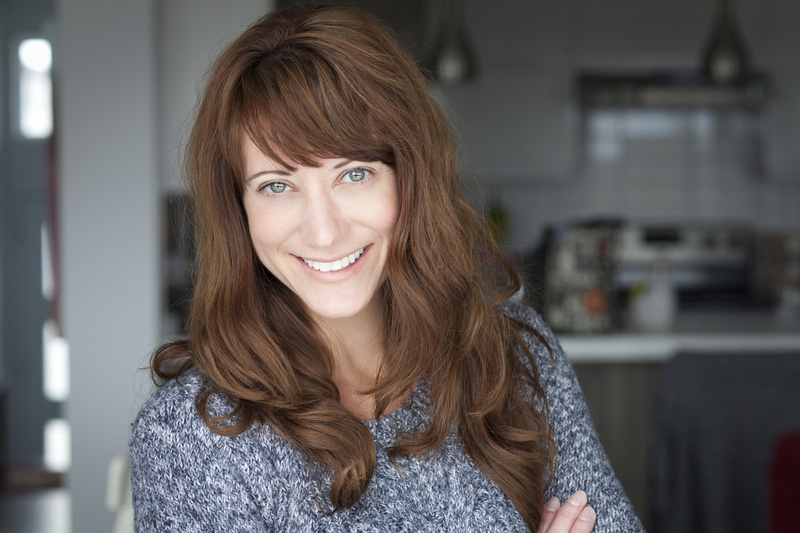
[152,3,556,530]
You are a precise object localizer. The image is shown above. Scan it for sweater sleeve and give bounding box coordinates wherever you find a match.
[129,375,268,533]
[506,302,645,532]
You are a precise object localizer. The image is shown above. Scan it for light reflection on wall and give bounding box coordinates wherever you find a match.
[19,38,53,139]
[44,418,70,473]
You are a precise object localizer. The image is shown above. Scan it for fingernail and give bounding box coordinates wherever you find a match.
[567,490,587,506]
[579,506,596,522]
[544,497,560,511]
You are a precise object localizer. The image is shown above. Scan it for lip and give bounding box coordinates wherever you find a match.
[294,244,372,281]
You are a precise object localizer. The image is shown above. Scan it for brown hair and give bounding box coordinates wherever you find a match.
[153,4,556,530]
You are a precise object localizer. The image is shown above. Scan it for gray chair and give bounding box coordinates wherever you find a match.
[650,352,800,533]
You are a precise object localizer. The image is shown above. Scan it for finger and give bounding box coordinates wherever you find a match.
[544,490,587,532]
[538,497,561,532]
[570,506,597,533]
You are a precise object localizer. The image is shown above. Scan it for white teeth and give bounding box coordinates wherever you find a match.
[303,247,365,272]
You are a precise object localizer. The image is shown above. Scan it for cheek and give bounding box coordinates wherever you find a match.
[347,181,399,236]
[377,182,400,234]
[377,200,399,234]
[245,204,291,256]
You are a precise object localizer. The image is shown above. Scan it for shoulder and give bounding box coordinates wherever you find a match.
[130,368,214,448]
[496,300,588,426]
[498,299,557,346]
[129,368,237,492]
[129,368,298,530]
[497,299,566,385]
[499,304,645,531]
[130,367,289,462]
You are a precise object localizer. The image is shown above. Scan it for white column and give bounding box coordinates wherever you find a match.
[58,0,160,531]
[59,0,274,529]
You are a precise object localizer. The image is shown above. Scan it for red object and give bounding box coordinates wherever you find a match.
[582,288,608,316]
[771,431,800,533]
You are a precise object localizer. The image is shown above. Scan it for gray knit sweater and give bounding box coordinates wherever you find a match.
[130,303,644,532]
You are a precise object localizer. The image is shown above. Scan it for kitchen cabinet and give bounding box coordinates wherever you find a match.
[650,352,800,533]
[572,362,664,530]
[570,350,800,532]
[563,310,800,531]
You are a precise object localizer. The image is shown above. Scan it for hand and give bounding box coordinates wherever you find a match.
[538,491,596,533]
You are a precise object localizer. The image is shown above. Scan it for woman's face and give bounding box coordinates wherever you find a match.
[241,137,399,323]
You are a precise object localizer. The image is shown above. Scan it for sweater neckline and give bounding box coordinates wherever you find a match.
[362,378,430,447]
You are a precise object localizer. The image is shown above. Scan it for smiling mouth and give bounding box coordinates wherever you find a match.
[301,247,366,272]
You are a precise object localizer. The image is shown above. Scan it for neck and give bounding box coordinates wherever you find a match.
[317,293,412,421]
[316,290,385,414]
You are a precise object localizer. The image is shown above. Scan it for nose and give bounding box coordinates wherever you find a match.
[301,192,345,248]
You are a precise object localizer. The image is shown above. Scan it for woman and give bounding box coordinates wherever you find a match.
[130,4,643,532]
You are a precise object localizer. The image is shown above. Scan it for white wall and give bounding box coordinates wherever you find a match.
[59,0,271,530]
[59,0,160,530]
[159,0,271,192]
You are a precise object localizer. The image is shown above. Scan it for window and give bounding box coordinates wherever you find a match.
[18,38,53,139]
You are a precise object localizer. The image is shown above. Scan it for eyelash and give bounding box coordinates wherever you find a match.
[255,166,373,196]
[342,167,371,184]
[257,181,291,196]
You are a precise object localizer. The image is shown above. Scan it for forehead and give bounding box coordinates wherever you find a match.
[240,133,333,175]
[242,134,285,171]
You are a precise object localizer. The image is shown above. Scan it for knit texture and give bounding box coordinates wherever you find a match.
[130,302,644,532]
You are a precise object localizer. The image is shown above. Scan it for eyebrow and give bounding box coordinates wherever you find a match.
[246,159,354,182]
[246,168,290,182]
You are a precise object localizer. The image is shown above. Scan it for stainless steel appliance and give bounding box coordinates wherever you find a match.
[529,220,758,333]
[614,222,755,297]
[538,221,620,334]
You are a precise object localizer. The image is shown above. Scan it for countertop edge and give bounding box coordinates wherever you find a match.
[560,332,800,363]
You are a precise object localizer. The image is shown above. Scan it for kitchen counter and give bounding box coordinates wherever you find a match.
[559,310,800,363]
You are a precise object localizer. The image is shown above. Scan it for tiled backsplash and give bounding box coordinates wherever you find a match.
[473,106,800,248]
[484,169,800,250]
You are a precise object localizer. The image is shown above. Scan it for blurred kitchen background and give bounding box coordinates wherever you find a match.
[1,0,799,531]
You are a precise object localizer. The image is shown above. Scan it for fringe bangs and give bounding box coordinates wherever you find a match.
[231,37,395,176]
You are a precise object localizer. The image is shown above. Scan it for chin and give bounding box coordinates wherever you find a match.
[300,288,381,322]
[308,303,368,321]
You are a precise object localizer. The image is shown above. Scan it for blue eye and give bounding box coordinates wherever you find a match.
[263,181,287,194]
[343,168,369,183]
